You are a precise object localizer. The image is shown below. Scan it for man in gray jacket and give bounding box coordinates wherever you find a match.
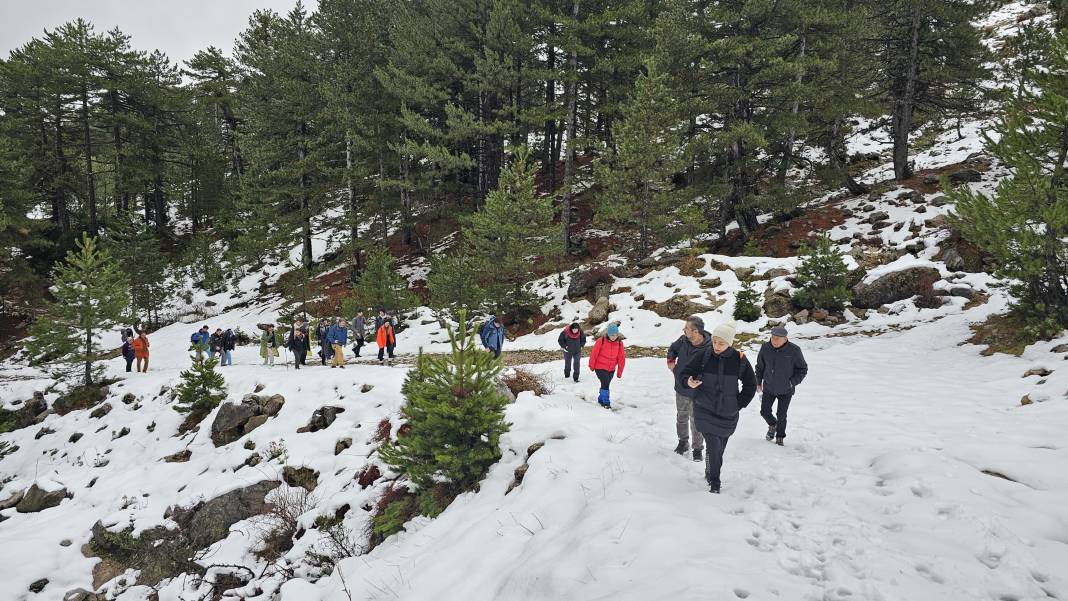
[754,325,808,446]
[666,315,712,461]
[351,311,367,358]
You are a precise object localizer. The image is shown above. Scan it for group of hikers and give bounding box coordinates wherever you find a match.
[120,328,151,373]
[183,309,402,369]
[551,315,808,495]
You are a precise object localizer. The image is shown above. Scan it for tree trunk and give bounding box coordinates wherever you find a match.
[829,117,870,195]
[544,31,557,189]
[777,30,806,185]
[51,110,72,236]
[400,155,414,247]
[81,84,98,236]
[152,170,166,235]
[639,182,650,260]
[347,131,362,282]
[561,0,580,255]
[84,325,93,386]
[891,6,922,180]
[109,90,127,214]
[298,125,312,270]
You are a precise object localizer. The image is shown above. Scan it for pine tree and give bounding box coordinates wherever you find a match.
[27,233,129,385]
[427,242,488,320]
[104,218,174,327]
[792,234,850,311]
[466,146,557,313]
[949,29,1068,338]
[174,357,228,423]
[347,246,418,314]
[379,310,511,513]
[733,278,762,322]
[594,67,697,260]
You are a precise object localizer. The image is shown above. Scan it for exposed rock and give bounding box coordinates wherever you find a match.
[244,454,261,468]
[0,489,22,510]
[762,268,790,279]
[641,295,720,320]
[811,309,829,321]
[34,426,54,440]
[263,395,285,417]
[282,466,319,492]
[698,276,722,289]
[588,297,611,325]
[496,380,517,403]
[335,438,353,455]
[567,268,614,300]
[53,384,109,415]
[253,383,266,393]
[793,310,810,325]
[940,248,965,270]
[1024,368,1052,378]
[360,384,374,393]
[60,539,72,547]
[733,266,756,281]
[948,168,982,184]
[763,290,794,319]
[0,392,48,433]
[852,267,941,309]
[112,427,129,440]
[121,393,136,405]
[89,403,112,419]
[1052,344,1068,353]
[866,211,889,224]
[16,484,70,513]
[29,578,49,593]
[163,449,192,463]
[243,415,269,434]
[210,403,256,447]
[63,589,105,601]
[180,480,280,548]
[948,285,977,300]
[297,406,345,433]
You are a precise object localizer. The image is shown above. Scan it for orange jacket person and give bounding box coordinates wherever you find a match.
[376,318,396,364]
[131,332,150,373]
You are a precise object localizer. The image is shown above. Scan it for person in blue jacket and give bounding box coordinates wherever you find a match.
[480,315,505,359]
[328,318,349,368]
[190,325,210,362]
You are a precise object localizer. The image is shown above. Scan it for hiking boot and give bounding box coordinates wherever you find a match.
[674,439,688,455]
[709,484,721,494]
[765,425,776,442]
[692,448,703,462]
[775,437,784,446]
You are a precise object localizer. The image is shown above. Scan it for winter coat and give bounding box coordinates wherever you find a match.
[680,346,757,437]
[558,327,586,355]
[288,323,309,346]
[377,322,396,348]
[755,341,808,396]
[667,331,712,397]
[260,330,282,358]
[132,336,150,359]
[209,333,224,353]
[190,331,209,350]
[589,335,626,377]
[223,330,237,351]
[352,316,366,340]
[315,323,332,348]
[287,332,310,353]
[122,339,135,360]
[327,324,349,346]
[480,320,505,352]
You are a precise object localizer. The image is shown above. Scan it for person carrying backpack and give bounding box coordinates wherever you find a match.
[121,328,135,373]
[328,318,349,368]
[588,323,625,409]
[557,322,586,382]
[221,328,237,366]
[287,327,310,370]
[480,315,505,359]
[190,326,210,362]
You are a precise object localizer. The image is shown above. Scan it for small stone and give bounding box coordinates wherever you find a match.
[867,211,890,224]
[335,438,353,456]
[16,484,69,513]
[29,578,48,593]
[243,414,269,434]
[254,383,266,393]
[811,309,829,321]
[282,465,319,492]
[1051,344,1068,353]
[59,539,72,547]
[263,394,285,416]
[360,384,374,393]
[929,195,948,207]
[163,449,192,463]
[89,403,112,419]
[1023,368,1052,378]
[34,427,55,440]
[948,286,976,300]
[244,439,256,450]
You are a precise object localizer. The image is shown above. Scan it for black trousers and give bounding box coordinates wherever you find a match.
[595,369,614,390]
[378,345,395,360]
[293,350,307,368]
[702,433,730,488]
[760,393,793,439]
[563,352,580,381]
[353,336,364,357]
[124,355,134,372]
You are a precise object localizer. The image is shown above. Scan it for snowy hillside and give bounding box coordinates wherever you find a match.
[4,3,1068,600]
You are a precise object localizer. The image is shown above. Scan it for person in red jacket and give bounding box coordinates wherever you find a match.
[588,323,625,408]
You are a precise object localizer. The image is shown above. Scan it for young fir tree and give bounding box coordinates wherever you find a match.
[427,242,488,320]
[792,234,850,311]
[348,246,418,314]
[173,357,228,424]
[733,278,762,322]
[949,29,1068,338]
[27,233,129,385]
[595,67,696,260]
[379,310,510,515]
[466,146,557,313]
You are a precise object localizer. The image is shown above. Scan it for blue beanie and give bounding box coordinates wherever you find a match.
[606,324,620,337]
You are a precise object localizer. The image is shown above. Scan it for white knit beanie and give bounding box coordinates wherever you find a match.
[711,321,737,346]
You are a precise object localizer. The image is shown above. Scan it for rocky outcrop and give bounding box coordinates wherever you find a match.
[0,392,48,433]
[763,289,794,318]
[210,394,285,446]
[53,384,109,416]
[587,297,611,325]
[296,406,345,433]
[641,295,723,320]
[15,483,71,513]
[282,466,319,492]
[852,267,941,309]
[172,480,280,548]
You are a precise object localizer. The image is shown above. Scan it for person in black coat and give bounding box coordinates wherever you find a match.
[557,322,587,382]
[680,321,757,494]
[754,326,808,446]
[287,328,311,369]
[121,328,135,372]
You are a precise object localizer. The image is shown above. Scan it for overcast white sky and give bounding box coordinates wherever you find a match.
[1,0,316,65]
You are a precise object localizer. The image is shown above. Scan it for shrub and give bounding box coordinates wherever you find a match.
[501,367,552,397]
[792,234,850,311]
[733,278,762,322]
